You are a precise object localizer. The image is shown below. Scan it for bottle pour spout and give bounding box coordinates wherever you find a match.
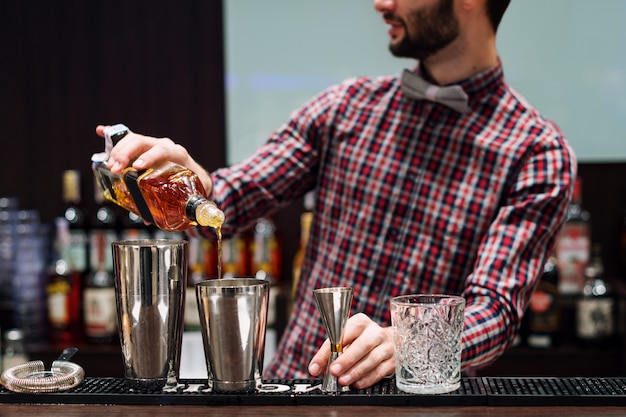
[195,200,225,229]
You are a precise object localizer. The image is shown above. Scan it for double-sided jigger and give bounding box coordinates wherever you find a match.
[313,287,353,393]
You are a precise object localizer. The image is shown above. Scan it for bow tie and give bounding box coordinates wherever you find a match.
[401,69,470,114]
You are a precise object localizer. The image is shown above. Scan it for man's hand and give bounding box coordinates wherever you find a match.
[308,313,395,389]
[95,125,213,195]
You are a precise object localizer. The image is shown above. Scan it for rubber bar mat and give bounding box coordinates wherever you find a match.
[483,377,626,406]
[0,377,625,406]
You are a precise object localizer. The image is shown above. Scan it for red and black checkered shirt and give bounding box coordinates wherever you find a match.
[204,60,576,378]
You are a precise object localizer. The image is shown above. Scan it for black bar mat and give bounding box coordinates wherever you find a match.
[0,377,485,406]
[484,377,626,406]
[1,377,626,406]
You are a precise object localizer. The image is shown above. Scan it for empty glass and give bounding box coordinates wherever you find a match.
[390,294,465,394]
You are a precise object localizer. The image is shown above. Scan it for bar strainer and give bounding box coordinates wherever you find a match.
[0,347,84,393]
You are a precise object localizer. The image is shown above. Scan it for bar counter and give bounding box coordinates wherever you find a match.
[1,404,625,417]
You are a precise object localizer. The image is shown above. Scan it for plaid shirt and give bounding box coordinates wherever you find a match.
[205,60,576,378]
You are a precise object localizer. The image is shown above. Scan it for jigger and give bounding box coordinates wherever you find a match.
[313,287,353,393]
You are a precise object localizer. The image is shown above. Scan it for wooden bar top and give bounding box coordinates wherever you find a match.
[1,404,626,416]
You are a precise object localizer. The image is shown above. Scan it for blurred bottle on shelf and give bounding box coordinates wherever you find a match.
[83,232,117,344]
[12,210,49,345]
[91,176,120,233]
[576,244,615,346]
[0,198,19,274]
[555,177,591,295]
[2,329,28,371]
[292,192,314,304]
[525,255,560,348]
[221,233,250,279]
[251,217,281,329]
[83,186,118,344]
[62,170,89,281]
[46,218,83,347]
[0,197,20,332]
[252,217,281,281]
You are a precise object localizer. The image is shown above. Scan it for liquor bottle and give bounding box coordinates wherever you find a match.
[292,192,314,301]
[92,157,224,232]
[46,218,83,347]
[2,329,28,370]
[62,170,89,281]
[576,244,615,345]
[83,186,118,344]
[91,176,120,234]
[252,218,281,281]
[555,177,591,294]
[525,256,560,348]
[251,217,281,328]
[12,210,48,345]
[83,233,117,344]
[221,233,250,279]
[91,125,224,233]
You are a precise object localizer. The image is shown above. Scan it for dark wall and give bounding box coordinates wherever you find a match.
[0,1,301,331]
[0,0,226,224]
[578,163,626,281]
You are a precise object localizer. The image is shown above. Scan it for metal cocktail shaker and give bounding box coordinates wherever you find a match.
[112,239,187,390]
[196,278,269,393]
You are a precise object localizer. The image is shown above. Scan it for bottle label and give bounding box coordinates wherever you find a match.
[84,287,117,337]
[222,236,249,277]
[47,284,70,327]
[576,298,614,339]
[527,278,560,338]
[123,169,155,224]
[556,224,590,294]
[527,334,552,349]
[90,229,117,271]
[68,230,88,272]
[252,232,280,280]
[93,162,123,205]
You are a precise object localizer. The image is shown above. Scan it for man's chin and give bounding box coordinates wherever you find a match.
[389,45,411,59]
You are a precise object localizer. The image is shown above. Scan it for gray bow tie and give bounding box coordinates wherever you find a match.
[401,69,470,114]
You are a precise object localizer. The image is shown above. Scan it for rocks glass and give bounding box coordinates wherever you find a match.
[390,294,465,394]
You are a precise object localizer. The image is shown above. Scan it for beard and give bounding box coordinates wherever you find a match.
[388,0,460,61]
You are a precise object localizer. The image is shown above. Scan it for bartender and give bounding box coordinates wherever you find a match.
[98,0,575,390]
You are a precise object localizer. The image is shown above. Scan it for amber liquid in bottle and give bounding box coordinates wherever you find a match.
[47,218,84,347]
[133,162,222,231]
[92,158,223,231]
